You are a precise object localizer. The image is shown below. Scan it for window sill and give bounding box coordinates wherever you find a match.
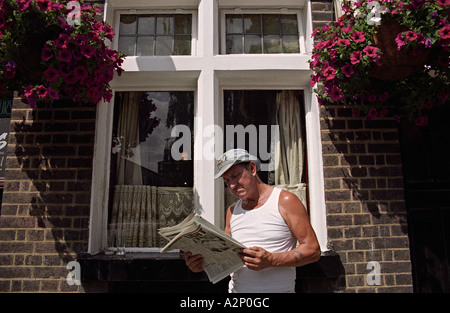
[77,252,209,282]
[78,251,342,282]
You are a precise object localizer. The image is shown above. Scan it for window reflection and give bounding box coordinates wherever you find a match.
[108,91,194,249]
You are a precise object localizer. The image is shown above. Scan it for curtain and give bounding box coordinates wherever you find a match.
[275,90,307,208]
[109,185,193,248]
[115,91,143,185]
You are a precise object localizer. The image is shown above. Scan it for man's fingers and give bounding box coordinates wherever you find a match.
[184,252,204,272]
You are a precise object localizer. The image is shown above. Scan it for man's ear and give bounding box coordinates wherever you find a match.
[248,161,258,176]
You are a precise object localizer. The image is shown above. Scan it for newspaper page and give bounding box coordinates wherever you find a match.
[159,213,246,284]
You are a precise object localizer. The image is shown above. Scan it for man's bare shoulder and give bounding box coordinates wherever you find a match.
[278,189,307,217]
[279,189,303,206]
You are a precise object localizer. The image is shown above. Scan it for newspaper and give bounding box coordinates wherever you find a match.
[158,213,246,284]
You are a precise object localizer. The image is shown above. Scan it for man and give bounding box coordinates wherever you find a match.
[184,149,320,293]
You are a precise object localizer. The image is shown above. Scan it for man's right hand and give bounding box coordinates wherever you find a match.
[184,251,204,272]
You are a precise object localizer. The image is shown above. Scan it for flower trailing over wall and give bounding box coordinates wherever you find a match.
[310,0,449,125]
[0,0,125,107]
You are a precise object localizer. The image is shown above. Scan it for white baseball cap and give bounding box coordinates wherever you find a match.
[214,149,261,179]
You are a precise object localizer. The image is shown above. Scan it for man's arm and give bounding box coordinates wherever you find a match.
[240,190,321,271]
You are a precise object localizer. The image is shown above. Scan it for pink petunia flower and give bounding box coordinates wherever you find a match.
[367,95,377,103]
[337,38,351,46]
[438,25,450,40]
[36,0,53,11]
[47,87,59,100]
[41,45,53,61]
[363,46,379,57]
[341,63,354,77]
[58,49,72,62]
[351,30,365,43]
[405,31,418,42]
[323,66,336,80]
[81,45,96,58]
[74,34,87,46]
[350,51,362,64]
[54,33,71,49]
[365,108,378,120]
[35,85,47,98]
[309,74,320,87]
[341,26,353,34]
[395,33,407,50]
[329,86,343,101]
[73,66,88,81]
[23,85,34,98]
[44,67,60,82]
[16,0,31,11]
[4,60,16,79]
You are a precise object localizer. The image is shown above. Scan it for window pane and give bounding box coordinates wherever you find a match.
[120,15,137,35]
[118,36,136,56]
[282,35,300,53]
[174,35,191,55]
[155,36,173,55]
[110,91,194,248]
[226,35,243,54]
[281,15,299,33]
[244,14,261,34]
[137,36,154,56]
[157,15,174,35]
[244,35,262,54]
[226,14,243,34]
[262,14,280,34]
[138,16,155,35]
[175,15,192,35]
[223,90,307,209]
[264,35,281,53]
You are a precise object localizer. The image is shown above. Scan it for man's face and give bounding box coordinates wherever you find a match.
[221,163,254,199]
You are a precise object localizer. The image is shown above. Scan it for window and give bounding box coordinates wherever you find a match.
[89,1,327,255]
[225,14,300,54]
[223,90,308,210]
[118,14,193,56]
[108,91,194,249]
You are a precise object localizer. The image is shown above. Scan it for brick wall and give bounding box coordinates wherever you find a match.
[321,104,413,292]
[312,0,413,293]
[0,97,95,292]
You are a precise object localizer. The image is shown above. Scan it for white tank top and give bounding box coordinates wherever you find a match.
[228,187,297,293]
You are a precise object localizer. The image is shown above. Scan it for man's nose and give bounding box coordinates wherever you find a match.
[227,179,237,189]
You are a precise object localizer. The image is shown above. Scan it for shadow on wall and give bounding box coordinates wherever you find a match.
[11,99,96,263]
[321,105,409,235]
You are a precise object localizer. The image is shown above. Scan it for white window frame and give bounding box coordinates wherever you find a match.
[113,9,198,56]
[220,8,307,55]
[88,0,328,255]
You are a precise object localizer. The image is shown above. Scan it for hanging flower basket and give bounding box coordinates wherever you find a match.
[11,21,60,82]
[369,20,430,81]
[309,0,450,125]
[0,0,126,108]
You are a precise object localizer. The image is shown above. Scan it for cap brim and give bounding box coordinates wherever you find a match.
[214,162,235,179]
[214,155,261,179]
